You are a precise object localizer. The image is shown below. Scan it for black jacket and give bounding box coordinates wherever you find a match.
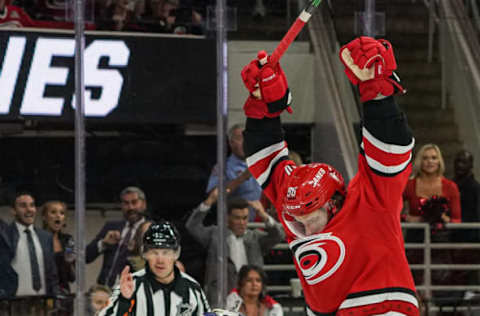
[0,220,17,298]
[1,221,59,296]
[86,220,128,286]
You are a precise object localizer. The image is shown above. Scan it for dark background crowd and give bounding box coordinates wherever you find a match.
[0,0,291,34]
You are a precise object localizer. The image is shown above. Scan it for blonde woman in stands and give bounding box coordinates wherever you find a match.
[403,143,462,290]
[42,201,75,294]
[403,143,461,226]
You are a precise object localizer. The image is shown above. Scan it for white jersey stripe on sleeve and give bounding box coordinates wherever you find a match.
[246,141,287,167]
[362,127,415,154]
[364,151,412,175]
[339,291,419,309]
[256,147,289,186]
[285,165,293,175]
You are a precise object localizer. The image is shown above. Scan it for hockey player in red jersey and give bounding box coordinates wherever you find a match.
[240,37,420,315]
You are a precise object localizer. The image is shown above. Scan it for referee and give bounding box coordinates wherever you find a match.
[99,221,210,316]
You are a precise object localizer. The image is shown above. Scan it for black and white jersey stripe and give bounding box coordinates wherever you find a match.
[99,268,210,316]
[361,126,414,177]
[246,140,289,188]
[338,287,418,314]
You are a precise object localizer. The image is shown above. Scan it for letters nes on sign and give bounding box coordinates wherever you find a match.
[0,36,130,117]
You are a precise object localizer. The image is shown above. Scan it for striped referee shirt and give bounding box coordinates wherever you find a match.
[99,266,210,316]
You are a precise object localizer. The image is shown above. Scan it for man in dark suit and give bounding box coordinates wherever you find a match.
[86,186,148,287]
[3,192,59,297]
[0,219,18,298]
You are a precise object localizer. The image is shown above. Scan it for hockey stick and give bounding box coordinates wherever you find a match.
[258,0,322,66]
[256,0,322,113]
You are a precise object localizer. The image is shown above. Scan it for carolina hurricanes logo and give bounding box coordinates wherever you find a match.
[290,233,345,285]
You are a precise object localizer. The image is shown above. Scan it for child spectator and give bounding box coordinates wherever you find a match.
[87,284,112,316]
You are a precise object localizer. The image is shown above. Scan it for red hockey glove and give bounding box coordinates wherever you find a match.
[241,50,292,119]
[243,95,284,119]
[258,57,292,115]
[241,58,261,94]
[339,36,405,102]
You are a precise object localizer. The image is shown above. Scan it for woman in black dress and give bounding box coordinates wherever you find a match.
[42,200,75,313]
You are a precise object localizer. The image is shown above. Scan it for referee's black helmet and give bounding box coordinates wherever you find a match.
[143,221,180,252]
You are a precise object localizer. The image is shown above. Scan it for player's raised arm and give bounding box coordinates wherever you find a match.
[241,53,295,206]
[339,37,414,206]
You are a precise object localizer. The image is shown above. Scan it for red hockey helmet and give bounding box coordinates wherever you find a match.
[283,163,345,217]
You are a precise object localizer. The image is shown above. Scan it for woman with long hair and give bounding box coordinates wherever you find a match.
[127,219,153,272]
[225,265,283,316]
[42,200,75,293]
[402,144,461,291]
[403,143,461,225]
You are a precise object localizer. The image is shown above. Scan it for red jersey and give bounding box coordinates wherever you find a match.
[244,96,419,315]
[403,177,461,222]
[0,5,35,28]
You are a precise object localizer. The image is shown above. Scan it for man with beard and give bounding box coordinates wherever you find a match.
[87,186,148,287]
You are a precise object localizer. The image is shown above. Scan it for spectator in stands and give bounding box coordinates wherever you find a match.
[206,123,262,221]
[34,0,66,21]
[0,0,35,27]
[86,284,111,316]
[452,149,480,297]
[138,0,176,32]
[453,149,480,241]
[127,219,153,272]
[41,200,74,315]
[86,186,147,287]
[185,188,284,307]
[41,200,75,294]
[139,0,203,34]
[1,192,59,314]
[0,218,18,299]
[97,0,143,31]
[9,192,60,295]
[33,0,70,21]
[403,143,461,231]
[403,144,461,292]
[225,265,283,316]
[0,0,95,29]
[34,0,97,22]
